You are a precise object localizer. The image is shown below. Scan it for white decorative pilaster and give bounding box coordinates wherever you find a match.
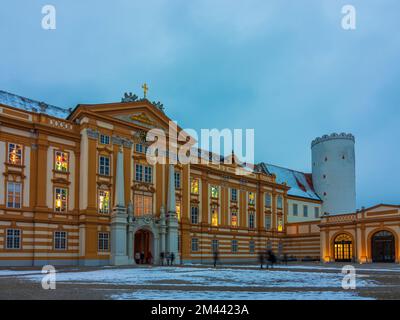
[166,164,179,260]
[127,202,134,264]
[110,146,129,265]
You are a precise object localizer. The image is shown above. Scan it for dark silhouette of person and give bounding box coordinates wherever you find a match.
[213,250,219,268]
[171,252,175,266]
[166,252,170,266]
[267,250,276,269]
[140,251,145,264]
[160,252,165,266]
[258,252,265,269]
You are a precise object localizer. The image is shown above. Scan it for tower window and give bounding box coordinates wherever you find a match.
[323,192,327,196]
[323,174,326,179]
[324,157,328,162]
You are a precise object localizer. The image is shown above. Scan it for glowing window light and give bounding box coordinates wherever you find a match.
[176,202,181,221]
[8,143,22,165]
[277,217,283,232]
[55,151,68,172]
[98,190,110,214]
[55,188,67,213]
[248,192,255,205]
[211,209,218,226]
[191,178,199,194]
[211,186,219,199]
[231,210,238,227]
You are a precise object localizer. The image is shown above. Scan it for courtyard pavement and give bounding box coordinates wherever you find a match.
[0,262,399,300]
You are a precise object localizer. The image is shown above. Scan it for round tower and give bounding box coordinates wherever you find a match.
[311,133,356,215]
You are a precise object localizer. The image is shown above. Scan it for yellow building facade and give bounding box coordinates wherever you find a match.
[0,90,398,266]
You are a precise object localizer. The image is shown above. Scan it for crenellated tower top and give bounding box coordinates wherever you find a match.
[311,132,355,148]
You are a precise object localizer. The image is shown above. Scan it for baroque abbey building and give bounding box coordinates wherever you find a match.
[0,89,398,266]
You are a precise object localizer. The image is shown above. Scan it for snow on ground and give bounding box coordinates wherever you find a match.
[110,290,373,300]
[0,270,42,277]
[21,266,376,288]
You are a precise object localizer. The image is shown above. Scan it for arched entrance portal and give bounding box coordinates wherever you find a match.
[372,231,395,263]
[134,229,154,264]
[334,234,353,262]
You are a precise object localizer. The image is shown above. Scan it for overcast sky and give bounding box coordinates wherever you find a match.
[1,0,399,208]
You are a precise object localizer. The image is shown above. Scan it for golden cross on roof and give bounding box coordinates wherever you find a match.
[142,83,149,99]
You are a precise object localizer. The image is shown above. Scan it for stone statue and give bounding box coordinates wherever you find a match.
[121,92,138,103]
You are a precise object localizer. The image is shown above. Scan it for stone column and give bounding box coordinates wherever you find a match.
[160,206,166,255]
[166,164,179,260]
[127,202,134,264]
[110,146,129,265]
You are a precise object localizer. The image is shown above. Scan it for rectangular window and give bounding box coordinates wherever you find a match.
[98,190,110,214]
[174,172,181,189]
[6,229,21,249]
[8,143,22,165]
[265,193,271,208]
[248,192,255,206]
[98,232,109,251]
[249,212,255,229]
[99,156,110,176]
[303,205,308,217]
[293,203,298,216]
[231,240,238,253]
[135,143,144,153]
[54,188,68,213]
[315,207,320,218]
[211,239,219,253]
[191,238,199,252]
[278,216,284,232]
[6,182,22,209]
[55,151,69,172]
[265,215,271,230]
[210,185,219,198]
[191,178,199,194]
[277,195,283,209]
[231,210,238,227]
[191,206,199,224]
[249,240,255,254]
[231,188,238,202]
[135,164,143,181]
[54,231,67,250]
[176,201,181,221]
[134,193,153,216]
[211,207,218,226]
[99,134,110,145]
[144,166,153,183]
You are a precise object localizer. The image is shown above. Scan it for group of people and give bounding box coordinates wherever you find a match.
[134,251,153,264]
[159,252,176,266]
[258,250,283,269]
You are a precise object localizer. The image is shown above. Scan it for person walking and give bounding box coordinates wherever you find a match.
[170,252,175,266]
[160,252,165,266]
[166,252,171,266]
[213,250,219,268]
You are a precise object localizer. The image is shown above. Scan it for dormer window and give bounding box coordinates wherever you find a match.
[55,151,69,172]
[8,143,22,165]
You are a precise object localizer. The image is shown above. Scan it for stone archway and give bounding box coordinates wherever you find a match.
[371,230,395,263]
[134,229,154,264]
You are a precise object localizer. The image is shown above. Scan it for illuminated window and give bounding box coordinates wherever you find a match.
[98,232,109,251]
[55,151,68,172]
[99,156,110,176]
[277,216,283,232]
[191,238,199,252]
[248,192,255,206]
[231,188,238,202]
[98,190,110,214]
[6,229,21,249]
[8,143,22,165]
[277,195,283,209]
[134,192,153,216]
[265,214,271,230]
[6,182,21,209]
[191,178,199,194]
[54,231,67,250]
[231,210,238,227]
[211,207,218,226]
[249,211,255,229]
[191,206,199,224]
[55,188,68,213]
[210,185,219,198]
[99,134,110,145]
[231,240,238,253]
[174,172,181,189]
[265,192,271,208]
[334,234,353,262]
[176,201,181,221]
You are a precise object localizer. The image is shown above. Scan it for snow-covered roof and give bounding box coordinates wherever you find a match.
[0,90,71,119]
[259,163,321,201]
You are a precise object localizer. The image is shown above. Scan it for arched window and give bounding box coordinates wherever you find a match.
[372,230,395,263]
[334,234,353,262]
